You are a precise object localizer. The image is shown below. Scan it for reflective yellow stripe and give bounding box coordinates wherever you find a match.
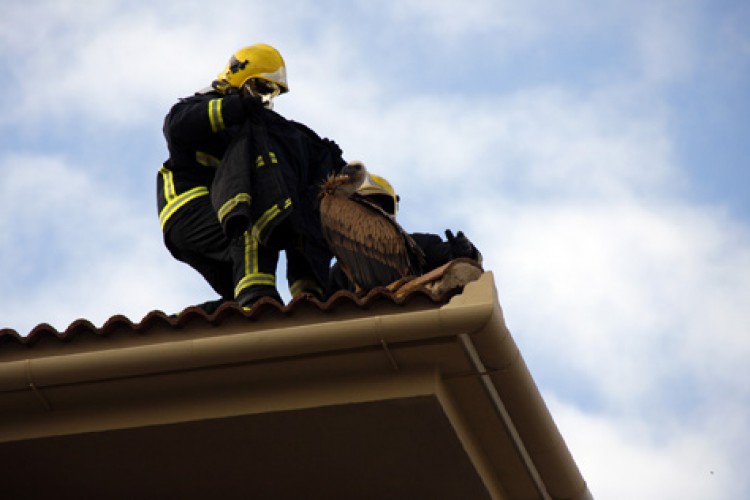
[235,274,276,296]
[248,230,258,289]
[289,280,305,297]
[251,198,292,241]
[159,186,209,230]
[255,152,278,167]
[289,279,323,297]
[234,230,275,297]
[160,165,177,200]
[196,151,221,167]
[217,193,252,223]
[208,98,225,133]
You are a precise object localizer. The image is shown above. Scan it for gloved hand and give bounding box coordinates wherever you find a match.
[445,229,478,260]
[241,93,264,115]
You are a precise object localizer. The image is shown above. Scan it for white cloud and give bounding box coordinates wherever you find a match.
[0,0,324,129]
[386,0,535,38]
[549,396,746,499]
[631,1,700,85]
[380,0,605,46]
[473,198,750,408]
[0,153,211,334]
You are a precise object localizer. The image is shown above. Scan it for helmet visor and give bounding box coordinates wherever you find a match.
[364,194,397,217]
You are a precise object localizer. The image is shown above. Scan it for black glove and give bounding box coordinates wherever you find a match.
[445,229,477,259]
[241,93,264,115]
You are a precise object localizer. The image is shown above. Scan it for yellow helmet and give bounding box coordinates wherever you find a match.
[357,173,399,217]
[214,44,289,94]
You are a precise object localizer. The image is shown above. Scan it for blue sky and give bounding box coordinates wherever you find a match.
[1,1,749,497]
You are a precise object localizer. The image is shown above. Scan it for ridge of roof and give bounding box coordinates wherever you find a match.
[0,281,461,348]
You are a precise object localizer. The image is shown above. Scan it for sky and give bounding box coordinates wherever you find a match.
[1,0,748,497]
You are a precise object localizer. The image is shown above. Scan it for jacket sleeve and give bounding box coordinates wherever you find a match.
[163,93,247,146]
[410,233,453,271]
[411,231,483,271]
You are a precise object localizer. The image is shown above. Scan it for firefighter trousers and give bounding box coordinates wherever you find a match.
[165,196,323,305]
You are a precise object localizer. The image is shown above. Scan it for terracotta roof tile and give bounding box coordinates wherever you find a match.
[0,285,459,348]
[1,259,484,348]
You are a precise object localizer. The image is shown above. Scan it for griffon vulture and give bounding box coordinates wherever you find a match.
[319,161,425,292]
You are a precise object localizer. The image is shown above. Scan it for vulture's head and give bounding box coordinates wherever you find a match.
[322,161,368,197]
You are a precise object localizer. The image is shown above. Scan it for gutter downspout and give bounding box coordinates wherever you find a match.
[458,332,553,500]
[458,276,594,500]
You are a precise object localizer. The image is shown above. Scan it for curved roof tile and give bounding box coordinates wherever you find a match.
[0,283,461,347]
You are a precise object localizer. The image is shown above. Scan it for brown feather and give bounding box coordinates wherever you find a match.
[320,173,424,291]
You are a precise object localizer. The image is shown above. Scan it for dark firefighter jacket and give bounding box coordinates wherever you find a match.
[158,89,346,286]
[158,90,246,235]
[211,107,347,285]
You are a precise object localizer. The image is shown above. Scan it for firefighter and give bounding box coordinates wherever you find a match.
[158,43,345,312]
[326,173,482,295]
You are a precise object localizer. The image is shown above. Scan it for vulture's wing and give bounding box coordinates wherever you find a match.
[320,193,424,290]
[350,193,426,274]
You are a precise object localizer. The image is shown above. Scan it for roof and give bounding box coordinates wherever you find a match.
[0,264,592,499]
[0,259,477,345]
